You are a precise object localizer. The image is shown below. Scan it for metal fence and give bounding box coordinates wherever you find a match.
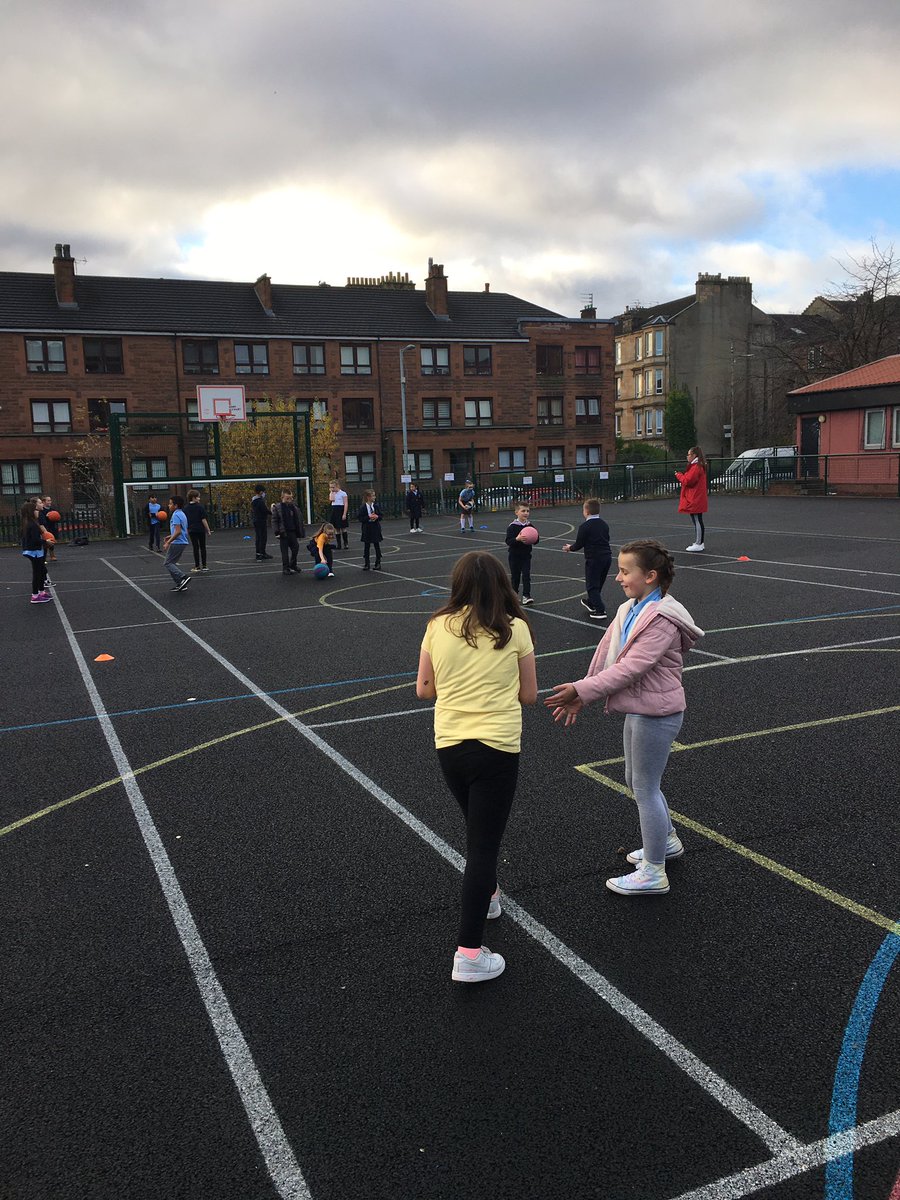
[3,452,897,545]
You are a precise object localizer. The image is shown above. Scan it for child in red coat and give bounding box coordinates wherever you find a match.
[675,446,708,552]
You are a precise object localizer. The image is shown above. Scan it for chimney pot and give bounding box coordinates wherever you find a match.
[425,258,449,319]
[484,283,490,293]
[53,242,77,309]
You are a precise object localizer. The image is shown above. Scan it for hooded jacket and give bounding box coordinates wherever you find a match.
[572,594,703,716]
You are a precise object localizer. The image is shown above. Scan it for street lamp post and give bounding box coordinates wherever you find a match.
[730,342,754,458]
[399,343,416,479]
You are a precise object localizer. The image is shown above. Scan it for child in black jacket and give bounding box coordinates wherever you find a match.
[563,498,611,621]
[505,502,538,606]
[21,497,51,604]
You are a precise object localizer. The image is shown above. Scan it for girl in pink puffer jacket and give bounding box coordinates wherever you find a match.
[546,539,703,895]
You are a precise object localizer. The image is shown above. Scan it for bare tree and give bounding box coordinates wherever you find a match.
[823,239,900,371]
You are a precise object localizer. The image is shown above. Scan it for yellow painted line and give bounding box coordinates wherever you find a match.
[576,763,900,937]
[1,638,606,844]
[578,704,900,771]
[0,680,413,841]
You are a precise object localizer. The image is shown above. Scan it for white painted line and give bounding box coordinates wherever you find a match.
[665,1105,900,1200]
[684,632,900,672]
[676,562,900,598]
[50,587,311,1200]
[100,558,799,1157]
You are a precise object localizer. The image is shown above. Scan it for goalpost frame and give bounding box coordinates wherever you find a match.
[122,475,313,535]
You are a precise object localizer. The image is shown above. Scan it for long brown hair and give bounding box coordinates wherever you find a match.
[432,551,530,649]
[688,445,708,472]
[20,497,40,537]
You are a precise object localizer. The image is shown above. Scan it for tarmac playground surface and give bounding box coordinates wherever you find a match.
[1,495,899,1200]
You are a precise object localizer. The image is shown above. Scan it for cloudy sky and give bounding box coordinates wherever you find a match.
[3,0,900,317]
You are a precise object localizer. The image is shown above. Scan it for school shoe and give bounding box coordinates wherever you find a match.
[175,576,191,592]
[452,947,506,983]
[522,596,534,606]
[685,543,705,552]
[606,863,670,895]
[580,599,593,612]
[201,567,210,573]
[627,833,685,865]
[30,592,52,604]
[327,571,335,577]
[487,890,501,920]
[589,610,608,621]
[191,567,202,573]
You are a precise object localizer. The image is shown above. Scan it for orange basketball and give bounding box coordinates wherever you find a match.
[47,510,61,522]
[42,530,56,544]
[155,509,167,521]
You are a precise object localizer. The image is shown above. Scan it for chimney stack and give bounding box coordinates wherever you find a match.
[425,258,449,320]
[580,304,596,319]
[484,282,490,293]
[254,273,274,315]
[53,243,77,309]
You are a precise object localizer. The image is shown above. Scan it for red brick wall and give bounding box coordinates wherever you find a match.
[1,317,615,506]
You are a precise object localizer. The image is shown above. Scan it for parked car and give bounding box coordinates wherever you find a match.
[712,447,797,490]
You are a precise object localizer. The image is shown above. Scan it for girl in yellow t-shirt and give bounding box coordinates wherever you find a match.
[417,551,537,984]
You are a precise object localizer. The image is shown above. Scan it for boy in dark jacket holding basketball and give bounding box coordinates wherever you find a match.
[564,498,611,621]
[505,502,537,606]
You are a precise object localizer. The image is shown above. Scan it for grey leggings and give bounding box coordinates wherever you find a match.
[690,513,705,543]
[623,711,684,865]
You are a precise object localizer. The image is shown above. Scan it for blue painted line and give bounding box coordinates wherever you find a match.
[825,927,900,1198]
[0,669,417,735]
[785,603,900,624]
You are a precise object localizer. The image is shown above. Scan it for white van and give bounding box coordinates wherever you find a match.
[713,447,797,489]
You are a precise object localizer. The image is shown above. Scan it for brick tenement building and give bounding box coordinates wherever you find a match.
[0,247,615,509]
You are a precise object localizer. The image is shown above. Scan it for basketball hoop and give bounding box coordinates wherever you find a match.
[217,413,235,429]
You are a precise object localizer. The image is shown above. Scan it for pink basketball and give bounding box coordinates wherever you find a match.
[518,525,539,544]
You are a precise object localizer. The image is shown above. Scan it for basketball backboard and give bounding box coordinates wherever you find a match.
[196,385,247,422]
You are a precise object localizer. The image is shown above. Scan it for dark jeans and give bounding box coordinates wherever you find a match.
[148,524,161,550]
[437,739,519,949]
[28,555,47,593]
[310,544,333,570]
[509,552,531,598]
[254,521,268,556]
[189,530,207,568]
[279,531,299,569]
[585,554,611,613]
[362,540,381,568]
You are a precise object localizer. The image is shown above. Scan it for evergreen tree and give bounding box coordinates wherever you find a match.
[665,388,697,457]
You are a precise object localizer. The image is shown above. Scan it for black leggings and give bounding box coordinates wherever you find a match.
[691,514,706,543]
[437,739,519,948]
[28,555,47,594]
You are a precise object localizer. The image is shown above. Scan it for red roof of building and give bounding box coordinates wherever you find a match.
[789,354,900,395]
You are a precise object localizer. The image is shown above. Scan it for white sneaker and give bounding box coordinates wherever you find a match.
[452,946,505,983]
[487,890,501,920]
[606,864,669,896]
[627,832,684,865]
[685,542,698,551]
[685,543,704,552]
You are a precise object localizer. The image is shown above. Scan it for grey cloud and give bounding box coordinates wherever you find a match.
[2,0,900,309]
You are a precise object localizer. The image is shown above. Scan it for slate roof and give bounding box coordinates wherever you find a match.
[0,272,570,341]
[766,312,837,343]
[788,353,900,395]
[614,293,695,329]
